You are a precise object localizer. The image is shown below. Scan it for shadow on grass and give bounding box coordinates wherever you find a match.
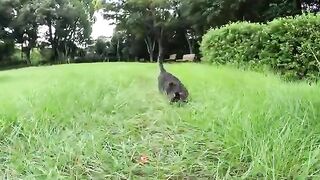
[0,60,57,72]
[0,59,202,72]
[0,64,31,71]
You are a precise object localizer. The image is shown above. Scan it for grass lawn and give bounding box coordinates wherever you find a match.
[1,62,320,179]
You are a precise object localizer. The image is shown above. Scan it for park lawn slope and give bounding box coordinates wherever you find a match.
[0,63,320,179]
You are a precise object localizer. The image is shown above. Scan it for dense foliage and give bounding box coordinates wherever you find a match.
[201,22,266,65]
[101,0,305,61]
[201,14,320,81]
[0,0,319,65]
[0,0,97,64]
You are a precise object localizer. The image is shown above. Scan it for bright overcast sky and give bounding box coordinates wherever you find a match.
[38,10,116,42]
[91,10,115,39]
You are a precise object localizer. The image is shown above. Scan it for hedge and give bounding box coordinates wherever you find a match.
[200,14,320,81]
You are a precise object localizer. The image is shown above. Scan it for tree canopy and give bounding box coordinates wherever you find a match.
[0,0,319,64]
[0,0,96,63]
[101,0,313,61]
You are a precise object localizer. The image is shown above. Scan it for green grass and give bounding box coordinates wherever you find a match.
[1,62,320,179]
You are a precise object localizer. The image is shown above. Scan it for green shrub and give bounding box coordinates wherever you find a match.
[201,22,267,65]
[11,48,23,62]
[263,14,320,81]
[40,48,54,62]
[30,48,43,65]
[0,41,15,61]
[200,14,320,81]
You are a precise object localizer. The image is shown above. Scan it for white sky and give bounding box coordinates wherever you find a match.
[91,10,115,39]
[37,10,115,42]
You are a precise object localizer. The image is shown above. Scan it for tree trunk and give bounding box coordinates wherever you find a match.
[149,53,153,62]
[117,38,120,61]
[157,27,164,61]
[25,48,31,65]
[48,20,57,61]
[64,43,71,64]
[144,36,155,62]
[48,21,53,44]
[56,47,62,64]
[185,33,193,54]
[157,38,164,61]
[20,44,24,62]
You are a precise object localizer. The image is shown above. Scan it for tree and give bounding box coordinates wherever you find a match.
[226,0,302,22]
[103,0,176,61]
[36,0,94,62]
[0,0,17,38]
[94,36,111,60]
[12,0,39,64]
[0,0,18,61]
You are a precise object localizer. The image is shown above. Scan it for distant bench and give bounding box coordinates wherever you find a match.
[163,53,196,62]
[165,54,177,62]
[177,54,196,62]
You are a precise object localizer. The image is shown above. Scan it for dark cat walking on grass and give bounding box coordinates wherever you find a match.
[157,59,189,103]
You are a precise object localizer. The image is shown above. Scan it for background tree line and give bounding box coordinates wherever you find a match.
[101,0,319,62]
[0,0,96,65]
[0,0,319,66]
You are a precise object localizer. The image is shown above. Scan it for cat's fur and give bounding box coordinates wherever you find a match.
[157,59,189,103]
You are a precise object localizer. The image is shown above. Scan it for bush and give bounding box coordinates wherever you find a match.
[0,41,15,61]
[12,48,23,62]
[0,48,27,68]
[263,14,320,81]
[40,48,55,62]
[201,22,267,65]
[200,14,320,81]
[30,48,43,65]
